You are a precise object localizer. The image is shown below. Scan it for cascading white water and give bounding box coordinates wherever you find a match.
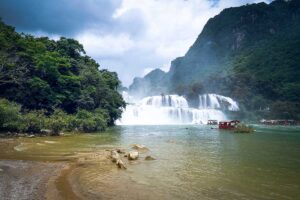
[199,94,239,111]
[117,92,239,125]
[141,95,188,108]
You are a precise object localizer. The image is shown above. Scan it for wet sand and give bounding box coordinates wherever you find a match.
[0,149,117,200]
[0,160,66,200]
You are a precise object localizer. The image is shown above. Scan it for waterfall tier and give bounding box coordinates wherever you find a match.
[141,95,188,108]
[199,94,239,111]
[117,93,239,125]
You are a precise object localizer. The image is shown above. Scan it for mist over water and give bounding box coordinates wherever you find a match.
[117,92,239,125]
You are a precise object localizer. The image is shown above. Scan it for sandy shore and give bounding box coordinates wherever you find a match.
[0,136,157,200]
[0,160,67,200]
[0,149,115,200]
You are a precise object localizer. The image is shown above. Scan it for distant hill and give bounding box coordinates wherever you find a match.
[129,68,167,97]
[129,0,300,119]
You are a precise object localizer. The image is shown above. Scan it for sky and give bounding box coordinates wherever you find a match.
[0,0,271,86]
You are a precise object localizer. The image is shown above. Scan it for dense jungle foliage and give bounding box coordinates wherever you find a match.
[0,20,125,134]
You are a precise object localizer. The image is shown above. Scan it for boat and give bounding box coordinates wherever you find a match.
[219,120,240,129]
[260,119,297,126]
[207,120,218,125]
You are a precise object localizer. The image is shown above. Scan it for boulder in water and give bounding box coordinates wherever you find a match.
[128,151,139,160]
[111,150,120,163]
[111,150,126,169]
[131,144,149,152]
[145,156,156,161]
[116,159,127,169]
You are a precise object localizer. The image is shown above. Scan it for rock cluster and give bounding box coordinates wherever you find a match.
[109,144,155,170]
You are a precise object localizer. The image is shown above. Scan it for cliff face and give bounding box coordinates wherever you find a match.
[129,0,300,117]
[129,68,168,97]
[167,0,300,91]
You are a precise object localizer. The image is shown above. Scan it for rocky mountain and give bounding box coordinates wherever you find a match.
[129,0,300,119]
[129,68,167,97]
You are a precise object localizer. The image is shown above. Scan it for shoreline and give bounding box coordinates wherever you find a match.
[0,160,68,200]
[0,143,116,200]
[0,156,110,200]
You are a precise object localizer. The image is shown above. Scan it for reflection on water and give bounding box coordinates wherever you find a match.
[1,125,300,199]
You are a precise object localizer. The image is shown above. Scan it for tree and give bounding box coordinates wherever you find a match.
[0,19,126,131]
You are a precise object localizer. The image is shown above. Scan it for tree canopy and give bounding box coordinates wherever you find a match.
[0,20,125,133]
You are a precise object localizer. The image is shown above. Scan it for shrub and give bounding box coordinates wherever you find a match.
[0,98,109,134]
[45,109,69,135]
[73,109,107,132]
[0,99,23,131]
[234,124,254,133]
[21,110,46,133]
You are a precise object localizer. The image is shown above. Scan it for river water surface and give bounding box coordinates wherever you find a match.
[1,125,300,199]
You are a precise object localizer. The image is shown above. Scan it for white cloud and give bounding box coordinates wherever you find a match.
[114,0,218,58]
[143,67,155,76]
[76,0,271,86]
[76,31,134,57]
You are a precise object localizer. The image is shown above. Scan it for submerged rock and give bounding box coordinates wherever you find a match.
[27,135,35,138]
[145,156,156,161]
[111,150,126,169]
[116,159,127,169]
[131,144,149,152]
[111,150,120,163]
[44,141,57,144]
[14,143,28,152]
[116,149,126,154]
[128,151,139,160]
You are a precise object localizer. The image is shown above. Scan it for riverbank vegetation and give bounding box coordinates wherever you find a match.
[0,20,125,134]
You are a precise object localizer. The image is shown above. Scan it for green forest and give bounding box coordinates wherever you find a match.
[0,20,125,134]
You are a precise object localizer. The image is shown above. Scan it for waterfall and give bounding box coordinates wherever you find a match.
[199,94,239,111]
[141,95,188,108]
[117,92,239,125]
